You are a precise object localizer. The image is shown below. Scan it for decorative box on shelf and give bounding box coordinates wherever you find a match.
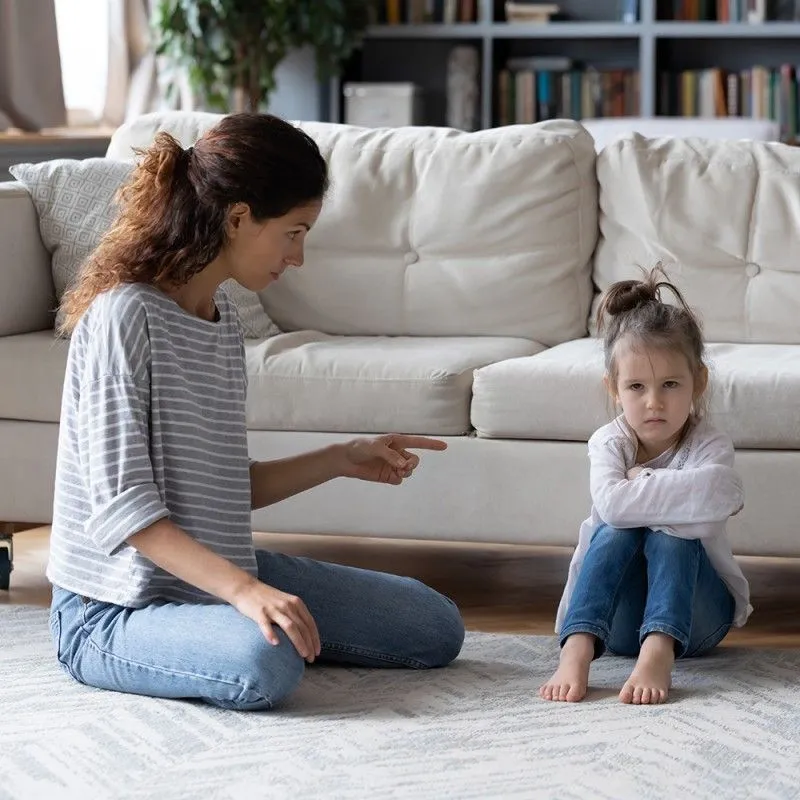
[343,83,423,128]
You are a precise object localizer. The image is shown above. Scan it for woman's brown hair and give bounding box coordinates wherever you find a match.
[59,112,328,334]
[596,264,709,419]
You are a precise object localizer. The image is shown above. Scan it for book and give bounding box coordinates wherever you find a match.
[506,56,573,72]
[619,0,638,22]
[504,3,560,23]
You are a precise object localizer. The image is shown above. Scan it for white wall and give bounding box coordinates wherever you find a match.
[267,48,324,122]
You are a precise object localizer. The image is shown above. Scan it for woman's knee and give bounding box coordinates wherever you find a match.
[222,628,306,711]
[411,585,465,668]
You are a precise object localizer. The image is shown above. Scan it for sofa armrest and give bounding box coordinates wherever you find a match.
[0,182,55,336]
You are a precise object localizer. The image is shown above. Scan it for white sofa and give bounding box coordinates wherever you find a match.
[1,113,798,563]
[580,117,781,152]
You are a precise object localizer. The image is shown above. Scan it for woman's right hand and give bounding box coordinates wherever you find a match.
[231,578,321,662]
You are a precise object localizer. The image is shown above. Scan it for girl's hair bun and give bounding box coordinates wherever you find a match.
[602,278,658,317]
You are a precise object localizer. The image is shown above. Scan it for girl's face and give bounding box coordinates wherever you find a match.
[225,200,322,293]
[607,340,706,460]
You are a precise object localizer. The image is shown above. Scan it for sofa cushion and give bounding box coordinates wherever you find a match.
[108,112,598,345]
[581,117,781,153]
[594,132,800,344]
[245,332,544,435]
[0,183,55,337]
[472,339,608,442]
[0,331,69,422]
[471,337,800,449]
[0,330,542,433]
[8,159,278,339]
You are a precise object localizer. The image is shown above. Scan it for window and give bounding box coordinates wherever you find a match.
[54,0,109,125]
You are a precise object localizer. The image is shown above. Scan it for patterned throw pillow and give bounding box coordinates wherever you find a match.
[9,159,281,338]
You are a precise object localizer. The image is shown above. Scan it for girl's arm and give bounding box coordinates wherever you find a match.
[653,522,720,541]
[590,432,744,529]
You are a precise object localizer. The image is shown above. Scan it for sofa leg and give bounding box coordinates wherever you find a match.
[0,523,14,591]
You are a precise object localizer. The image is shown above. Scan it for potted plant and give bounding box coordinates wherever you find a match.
[153,0,374,113]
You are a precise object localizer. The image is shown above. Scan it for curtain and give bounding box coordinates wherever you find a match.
[0,0,66,130]
[102,0,197,127]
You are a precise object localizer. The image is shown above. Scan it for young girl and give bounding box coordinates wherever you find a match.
[47,113,465,710]
[540,267,751,705]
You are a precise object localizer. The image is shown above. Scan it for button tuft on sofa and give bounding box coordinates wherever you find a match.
[744,262,761,278]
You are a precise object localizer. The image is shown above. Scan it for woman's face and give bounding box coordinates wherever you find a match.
[226,200,322,292]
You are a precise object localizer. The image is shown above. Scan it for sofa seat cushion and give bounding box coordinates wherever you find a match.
[0,330,542,433]
[472,339,608,442]
[245,332,544,435]
[0,331,69,422]
[472,337,800,449]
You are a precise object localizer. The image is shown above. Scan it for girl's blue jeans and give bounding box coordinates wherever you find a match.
[560,525,735,658]
[49,548,465,710]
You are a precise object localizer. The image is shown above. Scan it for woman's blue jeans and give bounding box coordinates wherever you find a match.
[560,525,735,658]
[49,549,466,710]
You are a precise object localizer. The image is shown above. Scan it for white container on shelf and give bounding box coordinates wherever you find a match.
[343,83,423,128]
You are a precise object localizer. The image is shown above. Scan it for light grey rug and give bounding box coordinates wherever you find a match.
[2,606,799,800]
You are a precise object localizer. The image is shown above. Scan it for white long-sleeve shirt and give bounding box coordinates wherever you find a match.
[555,416,752,632]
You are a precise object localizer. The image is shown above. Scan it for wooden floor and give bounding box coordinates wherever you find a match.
[4,527,800,648]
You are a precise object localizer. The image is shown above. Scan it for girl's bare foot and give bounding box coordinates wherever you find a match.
[619,632,675,705]
[539,633,595,702]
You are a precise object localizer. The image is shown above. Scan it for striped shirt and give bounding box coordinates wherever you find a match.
[47,283,257,607]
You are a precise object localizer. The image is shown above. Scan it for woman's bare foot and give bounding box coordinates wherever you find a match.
[619,633,675,705]
[539,633,595,702]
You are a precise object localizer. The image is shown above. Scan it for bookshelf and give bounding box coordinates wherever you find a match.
[330,0,800,137]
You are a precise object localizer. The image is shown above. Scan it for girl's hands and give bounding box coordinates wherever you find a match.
[338,434,447,484]
[627,466,645,480]
[231,577,321,662]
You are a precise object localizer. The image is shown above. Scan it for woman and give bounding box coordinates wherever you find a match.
[47,113,465,710]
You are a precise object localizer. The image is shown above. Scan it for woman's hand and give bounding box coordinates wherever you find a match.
[231,577,321,662]
[338,434,447,484]
[627,466,645,480]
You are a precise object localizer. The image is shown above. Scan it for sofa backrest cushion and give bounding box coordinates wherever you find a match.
[594,132,800,344]
[108,113,598,344]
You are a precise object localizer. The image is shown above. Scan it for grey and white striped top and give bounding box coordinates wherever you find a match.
[47,283,257,608]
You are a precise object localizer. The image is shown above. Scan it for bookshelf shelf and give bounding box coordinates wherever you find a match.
[367,22,643,38]
[334,0,800,131]
[487,22,642,38]
[366,23,487,38]
[652,22,800,36]
[367,21,800,39]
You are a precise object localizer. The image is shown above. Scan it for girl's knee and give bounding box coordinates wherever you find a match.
[592,524,646,543]
[645,529,701,551]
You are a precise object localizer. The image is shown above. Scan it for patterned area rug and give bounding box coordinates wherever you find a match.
[2,605,799,800]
